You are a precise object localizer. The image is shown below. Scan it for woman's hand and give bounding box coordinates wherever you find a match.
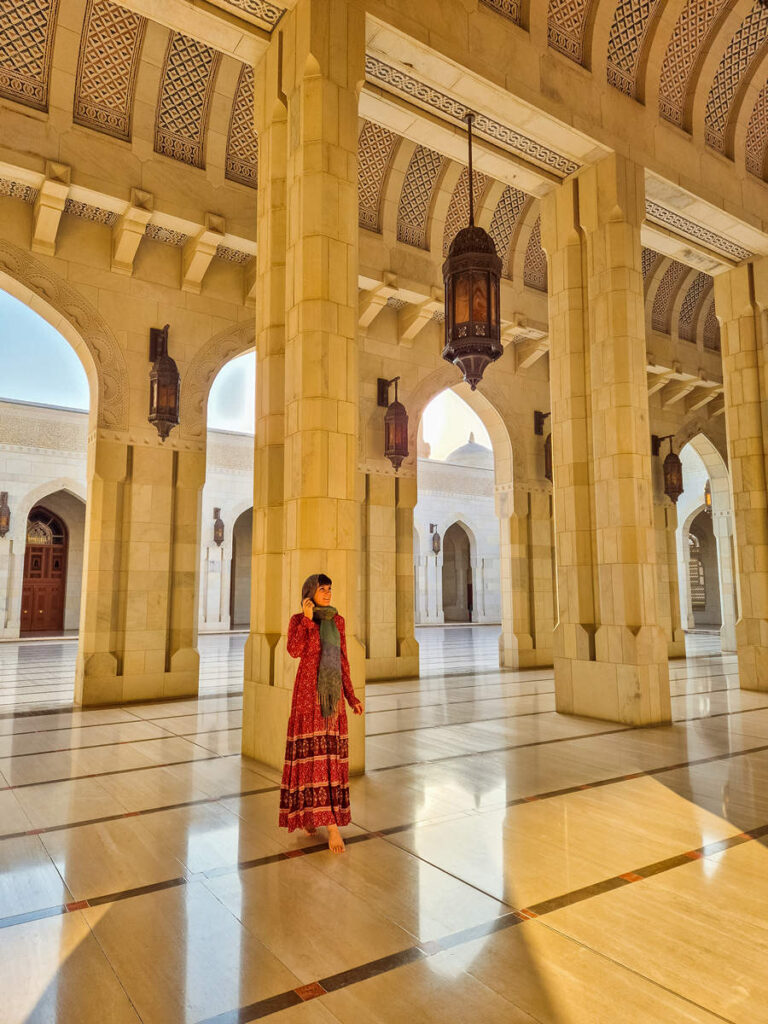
[302,598,314,620]
[352,701,364,716]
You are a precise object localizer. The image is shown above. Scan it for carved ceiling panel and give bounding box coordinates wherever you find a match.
[397,145,445,249]
[547,0,592,64]
[658,0,728,127]
[705,5,768,152]
[651,259,687,334]
[74,0,146,140]
[0,0,60,111]
[226,64,259,188]
[155,32,220,168]
[678,271,710,341]
[703,295,721,350]
[642,246,658,279]
[607,0,661,97]
[442,168,489,257]
[523,217,547,292]
[358,120,398,232]
[746,81,768,179]
[488,186,529,277]
[479,0,522,24]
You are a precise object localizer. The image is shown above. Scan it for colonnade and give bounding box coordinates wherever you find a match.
[36,0,768,770]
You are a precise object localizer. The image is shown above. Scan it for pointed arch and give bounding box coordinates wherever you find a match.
[181,320,255,441]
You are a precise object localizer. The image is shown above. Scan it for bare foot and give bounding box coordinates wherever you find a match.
[328,824,345,854]
[303,827,316,837]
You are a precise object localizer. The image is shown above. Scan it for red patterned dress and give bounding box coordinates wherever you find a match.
[279,612,361,832]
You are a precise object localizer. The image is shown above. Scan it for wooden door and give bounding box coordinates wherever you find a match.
[21,508,68,633]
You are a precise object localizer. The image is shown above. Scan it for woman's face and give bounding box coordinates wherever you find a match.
[314,583,332,606]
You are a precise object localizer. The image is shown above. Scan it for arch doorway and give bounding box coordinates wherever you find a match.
[229,507,253,629]
[21,506,68,633]
[442,522,473,622]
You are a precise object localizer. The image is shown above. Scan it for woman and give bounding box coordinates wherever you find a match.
[279,573,363,853]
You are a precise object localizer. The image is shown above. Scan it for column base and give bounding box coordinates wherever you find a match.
[735,619,768,691]
[75,647,200,705]
[554,625,670,725]
[720,622,737,654]
[668,629,686,659]
[242,680,365,774]
[366,654,419,680]
[500,634,553,670]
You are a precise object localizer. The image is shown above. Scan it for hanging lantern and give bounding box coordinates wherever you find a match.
[662,437,683,504]
[704,479,712,514]
[148,324,180,442]
[378,376,409,471]
[442,113,502,390]
[0,492,9,538]
[213,507,224,547]
[430,523,441,555]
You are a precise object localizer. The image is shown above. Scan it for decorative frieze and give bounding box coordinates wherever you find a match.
[144,223,188,247]
[645,201,753,262]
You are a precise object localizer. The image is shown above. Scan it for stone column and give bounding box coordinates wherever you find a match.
[653,498,686,658]
[711,510,737,653]
[242,0,366,770]
[498,486,554,668]
[541,153,670,724]
[76,439,204,704]
[714,260,768,687]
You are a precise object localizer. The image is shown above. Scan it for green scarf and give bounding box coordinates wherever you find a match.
[313,605,342,718]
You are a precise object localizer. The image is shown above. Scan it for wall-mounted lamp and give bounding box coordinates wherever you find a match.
[544,434,552,483]
[429,523,441,555]
[441,113,502,390]
[148,324,180,442]
[213,507,224,546]
[0,492,9,538]
[704,479,712,515]
[652,434,683,504]
[534,410,551,436]
[378,376,409,472]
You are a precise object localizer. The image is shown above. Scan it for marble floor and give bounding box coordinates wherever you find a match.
[1,627,766,1022]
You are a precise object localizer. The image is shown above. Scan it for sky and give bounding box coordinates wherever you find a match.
[0,289,490,452]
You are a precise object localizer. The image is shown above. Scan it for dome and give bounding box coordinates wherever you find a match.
[445,432,493,468]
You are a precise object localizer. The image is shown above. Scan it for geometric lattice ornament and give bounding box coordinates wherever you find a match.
[658,0,728,127]
[479,0,521,24]
[523,217,547,292]
[226,64,258,187]
[74,0,146,140]
[442,167,489,257]
[651,259,687,335]
[705,5,768,153]
[746,80,768,180]
[397,145,444,249]
[642,246,658,279]
[0,0,60,111]
[703,295,721,351]
[678,271,710,342]
[358,120,398,232]
[155,33,220,168]
[488,185,529,278]
[607,0,661,98]
[548,0,593,64]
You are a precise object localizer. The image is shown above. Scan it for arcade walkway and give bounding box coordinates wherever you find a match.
[0,628,766,1022]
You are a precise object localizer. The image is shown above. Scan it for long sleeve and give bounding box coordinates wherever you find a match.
[287,613,316,659]
[336,615,361,709]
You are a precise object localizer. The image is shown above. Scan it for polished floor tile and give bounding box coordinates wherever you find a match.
[0,629,766,1023]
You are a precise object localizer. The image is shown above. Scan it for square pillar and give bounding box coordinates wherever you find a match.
[714,260,768,688]
[76,439,204,704]
[242,0,366,770]
[541,153,670,724]
[498,486,554,668]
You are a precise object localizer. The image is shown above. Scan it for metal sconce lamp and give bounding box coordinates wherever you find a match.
[430,523,441,555]
[544,434,553,483]
[148,324,180,442]
[213,508,224,547]
[378,376,409,472]
[534,410,551,435]
[704,480,712,515]
[652,434,684,504]
[441,112,502,390]
[0,492,9,538]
